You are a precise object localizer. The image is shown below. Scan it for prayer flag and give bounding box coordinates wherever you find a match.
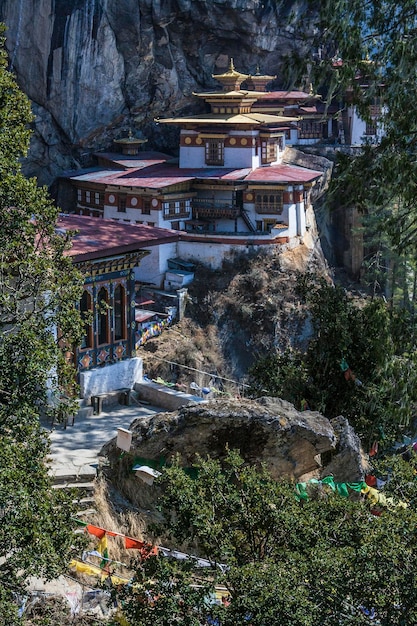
[98,535,109,569]
[86,524,106,539]
[125,536,145,550]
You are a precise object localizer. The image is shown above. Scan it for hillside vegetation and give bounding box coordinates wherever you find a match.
[140,243,329,392]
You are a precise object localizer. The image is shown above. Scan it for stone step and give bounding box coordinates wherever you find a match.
[76,406,94,420]
[52,481,95,491]
[51,466,97,484]
[76,508,96,517]
[73,496,96,506]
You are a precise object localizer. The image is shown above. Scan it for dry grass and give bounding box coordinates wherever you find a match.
[78,478,156,576]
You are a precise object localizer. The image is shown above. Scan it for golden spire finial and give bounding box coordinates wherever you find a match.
[230,58,235,72]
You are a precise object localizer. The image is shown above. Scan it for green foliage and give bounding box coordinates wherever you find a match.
[248,350,308,408]
[249,275,417,443]
[115,450,417,625]
[111,557,213,626]
[0,26,83,618]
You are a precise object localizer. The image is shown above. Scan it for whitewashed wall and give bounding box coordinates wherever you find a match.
[134,241,178,287]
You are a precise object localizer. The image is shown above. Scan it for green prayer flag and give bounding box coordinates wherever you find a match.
[321,476,336,490]
[336,483,349,498]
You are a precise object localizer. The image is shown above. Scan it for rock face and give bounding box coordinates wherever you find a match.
[0,0,307,185]
[104,397,367,483]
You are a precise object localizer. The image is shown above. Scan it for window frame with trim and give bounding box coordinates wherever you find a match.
[255,191,283,215]
[205,138,224,165]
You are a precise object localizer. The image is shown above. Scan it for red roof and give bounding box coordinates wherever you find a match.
[73,164,250,188]
[244,164,322,184]
[58,214,180,262]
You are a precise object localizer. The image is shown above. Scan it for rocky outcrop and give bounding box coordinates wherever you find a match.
[0,0,308,185]
[103,396,367,483]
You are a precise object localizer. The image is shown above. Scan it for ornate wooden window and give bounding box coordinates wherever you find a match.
[255,192,283,214]
[79,290,93,349]
[113,284,126,341]
[163,199,191,218]
[205,139,224,165]
[261,140,277,164]
[298,120,323,139]
[97,287,110,345]
[117,195,127,213]
[142,200,151,215]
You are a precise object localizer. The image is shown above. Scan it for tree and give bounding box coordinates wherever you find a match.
[114,450,417,626]
[0,25,83,622]
[290,1,417,253]
[248,275,417,444]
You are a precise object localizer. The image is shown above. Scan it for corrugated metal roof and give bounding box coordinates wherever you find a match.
[58,214,180,262]
[69,170,122,182]
[69,164,251,188]
[244,164,322,183]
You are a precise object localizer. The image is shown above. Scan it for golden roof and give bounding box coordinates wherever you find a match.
[251,65,276,81]
[193,90,266,99]
[157,112,297,126]
[114,130,147,145]
[212,58,249,81]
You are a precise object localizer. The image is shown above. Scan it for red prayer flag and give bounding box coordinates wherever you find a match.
[86,524,106,539]
[125,536,145,550]
[369,441,378,458]
[365,474,377,487]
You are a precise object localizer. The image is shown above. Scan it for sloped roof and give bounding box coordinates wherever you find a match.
[244,164,322,184]
[68,164,251,189]
[157,113,297,125]
[58,214,180,262]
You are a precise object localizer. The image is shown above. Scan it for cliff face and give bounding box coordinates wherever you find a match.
[0,0,305,184]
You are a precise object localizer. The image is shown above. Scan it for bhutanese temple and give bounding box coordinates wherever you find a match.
[62,59,328,257]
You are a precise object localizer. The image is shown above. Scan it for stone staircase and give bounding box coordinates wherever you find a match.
[52,471,97,528]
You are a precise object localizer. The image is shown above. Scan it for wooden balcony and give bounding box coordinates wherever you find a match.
[192,198,240,219]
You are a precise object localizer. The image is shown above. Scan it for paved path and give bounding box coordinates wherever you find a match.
[44,403,161,480]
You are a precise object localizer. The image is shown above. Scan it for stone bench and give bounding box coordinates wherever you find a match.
[90,387,131,415]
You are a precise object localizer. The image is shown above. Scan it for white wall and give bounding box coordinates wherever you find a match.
[350,109,368,145]
[134,241,178,287]
[104,205,162,227]
[180,146,206,168]
[287,204,298,237]
[224,146,258,169]
[296,202,306,236]
[80,357,143,401]
[349,106,384,146]
[177,238,289,269]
